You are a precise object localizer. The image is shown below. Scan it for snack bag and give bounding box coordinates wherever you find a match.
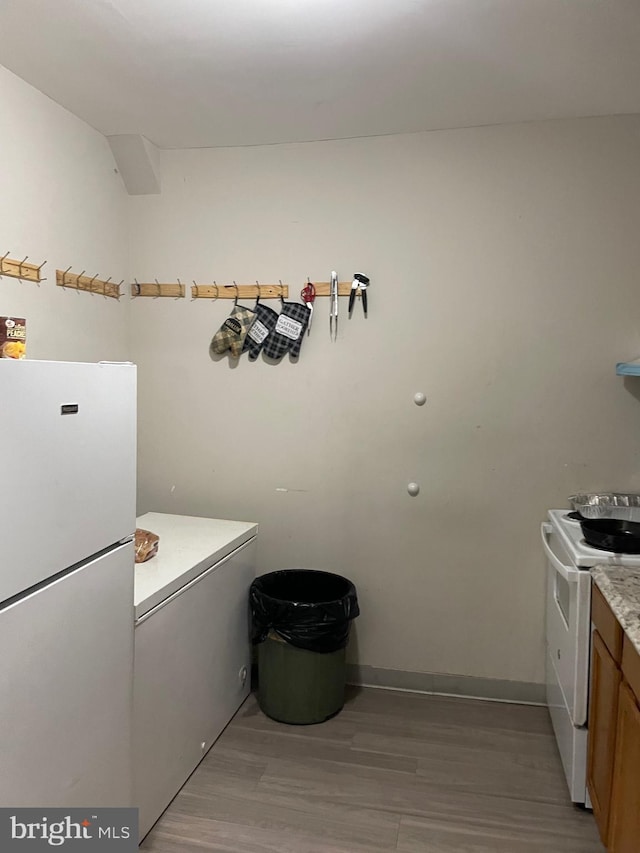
[0,317,26,359]
[135,528,159,563]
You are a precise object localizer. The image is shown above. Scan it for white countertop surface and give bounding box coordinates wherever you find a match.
[134,512,258,620]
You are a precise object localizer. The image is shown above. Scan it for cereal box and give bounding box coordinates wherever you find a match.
[0,317,26,359]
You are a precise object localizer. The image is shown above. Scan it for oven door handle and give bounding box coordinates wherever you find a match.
[541,522,579,584]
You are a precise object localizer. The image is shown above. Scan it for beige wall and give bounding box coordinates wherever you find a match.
[128,116,640,686]
[5,60,640,690]
[0,66,128,361]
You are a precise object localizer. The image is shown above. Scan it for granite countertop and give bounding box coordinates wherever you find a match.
[591,565,640,657]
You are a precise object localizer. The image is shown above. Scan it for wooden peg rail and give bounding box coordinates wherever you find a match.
[189,282,353,300]
[0,254,45,283]
[191,284,289,300]
[131,282,185,298]
[312,281,359,297]
[57,269,122,299]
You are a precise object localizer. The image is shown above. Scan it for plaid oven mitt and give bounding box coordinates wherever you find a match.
[262,301,311,360]
[242,302,279,361]
[210,305,256,358]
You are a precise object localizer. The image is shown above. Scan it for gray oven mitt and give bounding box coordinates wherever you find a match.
[242,303,279,361]
[210,305,256,358]
[262,301,311,360]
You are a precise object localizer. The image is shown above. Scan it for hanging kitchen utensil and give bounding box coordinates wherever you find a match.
[242,302,280,360]
[329,271,338,342]
[301,281,316,335]
[210,284,257,358]
[262,300,311,360]
[348,273,370,317]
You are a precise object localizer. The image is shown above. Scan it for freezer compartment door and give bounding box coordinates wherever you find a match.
[0,360,136,601]
[0,541,134,807]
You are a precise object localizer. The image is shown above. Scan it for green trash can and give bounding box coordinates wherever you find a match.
[250,569,359,725]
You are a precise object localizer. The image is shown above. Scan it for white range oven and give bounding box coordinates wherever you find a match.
[542,509,640,805]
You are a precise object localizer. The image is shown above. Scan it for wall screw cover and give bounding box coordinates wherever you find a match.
[407,482,420,496]
[414,392,426,406]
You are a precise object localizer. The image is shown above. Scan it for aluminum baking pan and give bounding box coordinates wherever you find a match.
[568,493,640,522]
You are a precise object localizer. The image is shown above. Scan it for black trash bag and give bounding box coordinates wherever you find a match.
[250,569,359,654]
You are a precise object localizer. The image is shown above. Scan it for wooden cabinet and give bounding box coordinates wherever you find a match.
[622,635,640,702]
[588,582,640,851]
[608,682,640,853]
[587,630,622,844]
[591,585,624,663]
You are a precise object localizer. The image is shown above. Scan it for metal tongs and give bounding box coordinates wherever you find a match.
[330,270,339,342]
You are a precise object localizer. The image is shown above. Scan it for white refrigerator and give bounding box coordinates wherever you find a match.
[0,360,136,807]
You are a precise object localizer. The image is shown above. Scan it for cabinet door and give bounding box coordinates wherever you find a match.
[587,629,622,845]
[591,584,623,664]
[134,538,256,840]
[609,681,640,853]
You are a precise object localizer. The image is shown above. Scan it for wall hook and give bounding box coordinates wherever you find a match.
[36,259,47,283]
[0,251,11,276]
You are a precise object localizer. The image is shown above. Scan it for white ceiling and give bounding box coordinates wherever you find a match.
[1,0,640,149]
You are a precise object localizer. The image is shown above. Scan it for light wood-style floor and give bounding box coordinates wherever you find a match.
[140,687,603,852]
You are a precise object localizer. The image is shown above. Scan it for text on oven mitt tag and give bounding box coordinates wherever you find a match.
[262,301,311,360]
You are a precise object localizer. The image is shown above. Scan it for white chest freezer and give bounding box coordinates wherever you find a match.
[133,512,258,840]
